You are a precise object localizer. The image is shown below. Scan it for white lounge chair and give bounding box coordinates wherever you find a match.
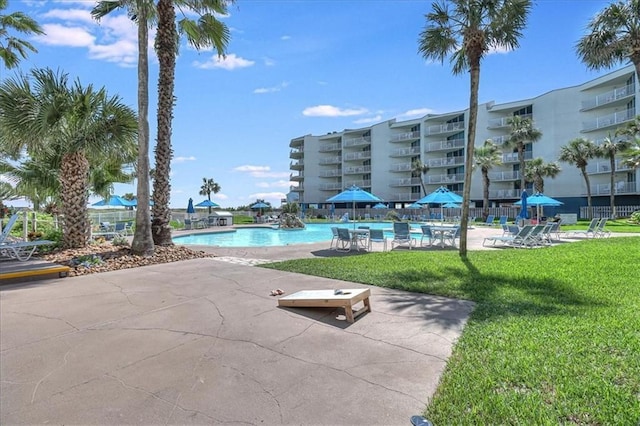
[568,218,599,238]
[0,213,20,244]
[1,239,56,261]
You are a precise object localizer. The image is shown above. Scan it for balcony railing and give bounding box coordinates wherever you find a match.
[390,130,421,143]
[289,147,303,157]
[428,174,464,184]
[290,184,303,192]
[290,160,304,169]
[425,156,464,168]
[387,192,421,201]
[343,165,371,174]
[319,169,341,178]
[390,146,421,157]
[425,121,465,136]
[389,177,421,187]
[343,151,371,161]
[581,84,636,110]
[587,159,632,174]
[319,156,342,165]
[290,172,304,181]
[582,109,635,132]
[344,180,371,188]
[491,135,509,145]
[319,182,343,191]
[389,162,413,172]
[319,143,341,152]
[343,136,371,147]
[502,151,533,163]
[487,113,532,129]
[488,189,519,199]
[425,138,465,152]
[487,170,520,181]
[592,181,637,195]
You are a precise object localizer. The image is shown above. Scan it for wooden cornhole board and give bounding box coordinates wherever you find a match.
[278,288,371,323]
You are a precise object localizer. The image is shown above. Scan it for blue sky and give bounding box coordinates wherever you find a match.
[2,0,624,209]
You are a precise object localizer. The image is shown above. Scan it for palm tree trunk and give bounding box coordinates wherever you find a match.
[152,0,176,246]
[482,169,489,219]
[60,151,90,248]
[581,166,593,218]
[460,61,480,257]
[609,156,616,218]
[131,0,154,256]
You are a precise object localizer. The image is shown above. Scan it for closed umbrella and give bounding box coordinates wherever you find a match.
[518,190,529,220]
[326,185,383,229]
[514,192,563,220]
[186,198,195,218]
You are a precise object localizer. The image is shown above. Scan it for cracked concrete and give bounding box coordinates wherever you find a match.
[1,254,474,425]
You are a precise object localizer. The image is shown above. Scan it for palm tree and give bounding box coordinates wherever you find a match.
[523,157,561,194]
[576,0,640,81]
[152,0,232,246]
[418,0,532,257]
[411,159,430,197]
[503,115,542,192]
[473,140,502,220]
[598,134,631,218]
[559,138,599,218]
[0,68,138,248]
[617,116,640,170]
[199,177,221,214]
[92,0,155,256]
[0,0,44,69]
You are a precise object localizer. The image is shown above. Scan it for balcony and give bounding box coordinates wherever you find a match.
[289,138,304,148]
[592,181,637,195]
[390,130,421,143]
[343,165,371,175]
[487,170,520,181]
[387,192,421,202]
[487,113,532,129]
[389,177,421,187]
[502,151,533,163]
[488,189,519,199]
[582,109,635,132]
[290,172,304,181]
[425,156,464,168]
[344,180,371,188]
[319,143,341,152]
[289,147,303,158]
[425,121,465,136]
[319,156,342,165]
[290,160,304,170]
[428,174,464,184]
[491,135,509,145]
[587,159,632,174]
[390,146,421,157]
[343,136,371,148]
[389,162,412,172]
[290,184,303,192]
[319,182,343,191]
[319,168,341,178]
[581,84,636,111]
[343,151,371,161]
[425,137,465,152]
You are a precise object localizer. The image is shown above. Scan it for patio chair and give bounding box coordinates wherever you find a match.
[483,215,495,226]
[391,222,416,250]
[594,218,611,238]
[335,227,352,252]
[368,228,387,251]
[442,226,461,247]
[420,225,433,247]
[184,218,192,230]
[483,225,534,247]
[355,226,370,249]
[0,213,20,244]
[498,215,508,226]
[568,218,598,238]
[1,239,56,261]
[329,227,339,250]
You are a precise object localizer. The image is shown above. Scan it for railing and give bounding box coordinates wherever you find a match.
[387,192,421,201]
[390,146,421,157]
[425,156,464,168]
[389,162,413,172]
[343,165,371,174]
[389,177,421,186]
[390,131,421,142]
[491,135,509,145]
[488,188,519,198]
[488,171,520,181]
[289,148,303,157]
[344,180,371,188]
[428,174,464,184]
[343,152,371,161]
[319,156,342,164]
[319,143,341,152]
[319,169,341,177]
[582,109,635,132]
[487,113,532,129]
[502,151,533,163]
[581,84,636,110]
[318,183,342,191]
[290,172,304,180]
[425,121,465,135]
[343,136,371,147]
[290,185,304,191]
[425,138,465,152]
[587,159,632,174]
[592,181,637,195]
[290,160,304,168]
[580,205,640,219]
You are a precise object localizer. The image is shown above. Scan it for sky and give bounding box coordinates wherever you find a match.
[1,0,627,209]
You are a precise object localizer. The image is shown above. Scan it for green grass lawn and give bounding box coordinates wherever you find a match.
[261,237,640,424]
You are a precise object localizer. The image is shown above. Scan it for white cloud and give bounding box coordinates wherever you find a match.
[193,53,255,70]
[256,180,292,188]
[213,193,229,200]
[354,115,382,124]
[172,156,197,163]
[397,108,435,119]
[254,81,289,94]
[263,57,275,66]
[234,165,270,173]
[249,192,286,205]
[303,105,368,117]
[281,35,291,41]
[487,44,512,55]
[41,8,94,24]
[233,165,289,178]
[37,24,95,47]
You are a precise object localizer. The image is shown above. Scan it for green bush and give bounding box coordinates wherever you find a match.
[630,210,640,224]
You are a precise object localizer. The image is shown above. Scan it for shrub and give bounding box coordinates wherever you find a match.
[112,235,129,247]
[630,210,640,224]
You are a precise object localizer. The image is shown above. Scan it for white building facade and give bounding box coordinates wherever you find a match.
[289,66,639,215]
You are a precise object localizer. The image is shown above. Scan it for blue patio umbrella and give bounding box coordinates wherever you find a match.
[251,201,270,217]
[372,203,388,209]
[327,185,383,229]
[407,203,423,209]
[196,199,220,214]
[416,186,463,205]
[92,195,136,208]
[186,198,196,216]
[129,198,154,207]
[442,202,461,208]
[514,192,563,219]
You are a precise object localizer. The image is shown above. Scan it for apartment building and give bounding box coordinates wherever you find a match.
[289,65,639,214]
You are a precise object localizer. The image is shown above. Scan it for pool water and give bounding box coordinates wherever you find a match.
[172,222,423,247]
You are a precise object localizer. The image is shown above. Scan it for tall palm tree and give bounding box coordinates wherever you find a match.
[617,115,640,170]
[418,0,532,257]
[503,115,542,192]
[559,138,599,218]
[0,68,138,248]
[473,140,502,219]
[411,159,430,197]
[598,134,631,218]
[576,0,640,81]
[152,0,232,246]
[199,177,221,214]
[92,0,155,256]
[0,0,44,69]
[523,157,561,194]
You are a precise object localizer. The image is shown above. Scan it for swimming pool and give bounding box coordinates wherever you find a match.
[172,222,423,247]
